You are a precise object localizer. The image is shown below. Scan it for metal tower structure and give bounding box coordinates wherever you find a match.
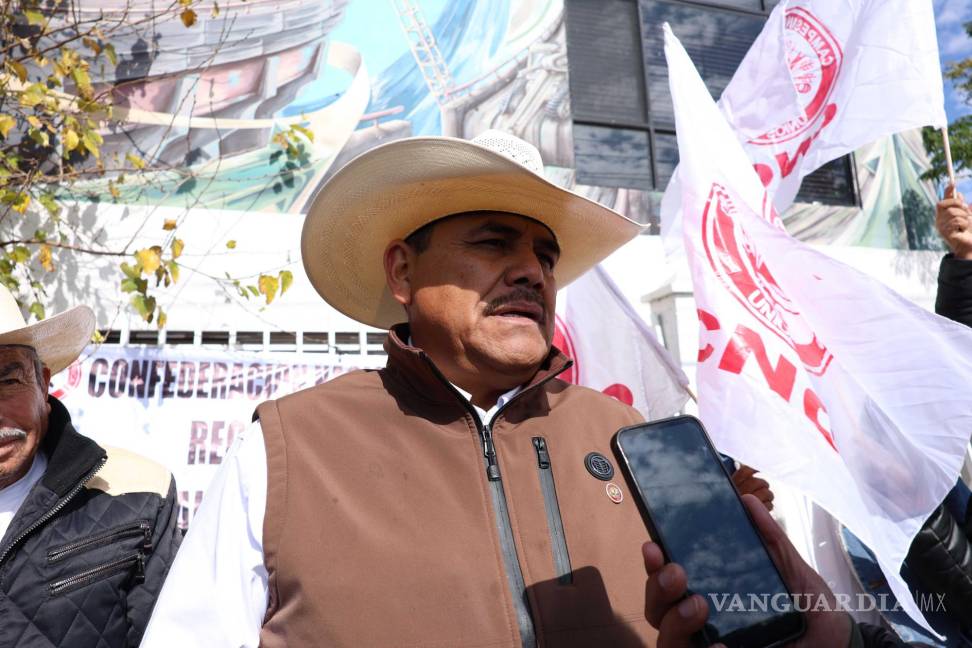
[390,0,455,105]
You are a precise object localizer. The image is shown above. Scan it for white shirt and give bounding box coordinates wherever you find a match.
[0,452,47,541]
[142,383,522,647]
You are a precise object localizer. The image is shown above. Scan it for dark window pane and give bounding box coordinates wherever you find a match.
[653,131,679,188]
[574,124,653,190]
[694,0,762,9]
[565,0,649,126]
[794,155,856,205]
[640,0,766,130]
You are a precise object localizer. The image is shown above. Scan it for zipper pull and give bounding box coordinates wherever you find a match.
[482,425,501,481]
[140,521,153,553]
[533,437,550,469]
[133,552,146,584]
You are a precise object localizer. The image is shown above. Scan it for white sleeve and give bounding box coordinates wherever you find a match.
[141,419,269,647]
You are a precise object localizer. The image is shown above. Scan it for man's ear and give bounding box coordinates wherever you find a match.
[384,239,415,308]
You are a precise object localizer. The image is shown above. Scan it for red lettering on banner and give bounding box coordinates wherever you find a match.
[718,324,797,401]
[698,309,721,362]
[803,388,836,451]
[774,103,837,179]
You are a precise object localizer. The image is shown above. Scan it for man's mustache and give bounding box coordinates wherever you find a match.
[0,427,27,441]
[485,288,546,317]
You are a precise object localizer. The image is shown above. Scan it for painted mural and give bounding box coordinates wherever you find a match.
[71,0,938,249]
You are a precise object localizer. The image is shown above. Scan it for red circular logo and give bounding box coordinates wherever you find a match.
[702,184,832,375]
[749,8,842,145]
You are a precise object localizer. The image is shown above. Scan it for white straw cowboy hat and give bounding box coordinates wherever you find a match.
[301,130,643,329]
[0,286,95,374]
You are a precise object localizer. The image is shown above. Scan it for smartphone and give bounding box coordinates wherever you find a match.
[612,415,805,648]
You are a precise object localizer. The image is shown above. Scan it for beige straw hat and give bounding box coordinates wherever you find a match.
[301,130,643,329]
[0,286,95,374]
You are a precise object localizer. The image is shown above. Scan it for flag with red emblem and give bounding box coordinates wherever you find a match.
[664,23,972,632]
[662,0,946,244]
[555,265,690,420]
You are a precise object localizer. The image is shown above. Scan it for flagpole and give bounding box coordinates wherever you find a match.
[943,127,957,189]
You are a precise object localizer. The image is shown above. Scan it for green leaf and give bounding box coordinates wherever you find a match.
[246,285,259,297]
[20,83,46,108]
[120,278,139,293]
[28,302,45,321]
[279,270,293,295]
[131,294,157,322]
[104,43,117,66]
[120,262,139,279]
[38,193,60,218]
[167,260,180,283]
[10,246,29,264]
[81,130,102,159]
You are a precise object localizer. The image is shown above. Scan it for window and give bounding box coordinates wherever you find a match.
[564,0,857,206]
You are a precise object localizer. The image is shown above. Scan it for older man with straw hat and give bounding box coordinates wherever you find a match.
[0,288,180,648]
[143,131,858,648]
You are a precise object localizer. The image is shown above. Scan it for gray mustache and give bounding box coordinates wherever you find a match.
[0,428,27,441]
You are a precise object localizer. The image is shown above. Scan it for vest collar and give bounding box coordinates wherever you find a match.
[383,323,573,407]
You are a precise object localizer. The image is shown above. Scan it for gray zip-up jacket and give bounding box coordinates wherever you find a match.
[0,396,181,647]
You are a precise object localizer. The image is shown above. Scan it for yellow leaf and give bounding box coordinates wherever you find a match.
[108,181,120,199]
[225,240,236,249]
[10,193,30,214]
[211,2,219,17]
[7,60,27,83]
[0,115,14,138]
[171,238,184,259]
[126,153,146,170]
[258,274,279,305]
[26,115,42,129]
[135,247,162,274]
[38,245,54,272]
[157,308,167,330]
[62,128,79,152]
[180,8,197,27]
[162,219,177,231]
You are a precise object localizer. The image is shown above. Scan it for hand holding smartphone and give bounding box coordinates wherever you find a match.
[613,416,806,648]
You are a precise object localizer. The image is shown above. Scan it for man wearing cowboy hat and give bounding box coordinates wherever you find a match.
[142,131,856,647]
[0,288,181,647]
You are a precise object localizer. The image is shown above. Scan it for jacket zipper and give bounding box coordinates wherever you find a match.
[421,354,572,648]
[49,552,145,596]
[47,519,152,563]
[0,457,107,566]
[532,437,572,585]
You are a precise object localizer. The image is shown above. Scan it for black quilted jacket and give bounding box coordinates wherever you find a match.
[0,397,181,647]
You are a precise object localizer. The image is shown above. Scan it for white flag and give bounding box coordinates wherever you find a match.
[664,23,972,633]
[555,265,690,420]
[662,0,947,245]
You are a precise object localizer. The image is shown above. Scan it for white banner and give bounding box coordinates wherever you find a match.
[665,23,972,632]
[556,265,691,420]
[49,346,382,530]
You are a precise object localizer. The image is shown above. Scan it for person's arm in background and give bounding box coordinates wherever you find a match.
[126,476,182,647]
[140,421,269,648]
[935,184,972,326]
